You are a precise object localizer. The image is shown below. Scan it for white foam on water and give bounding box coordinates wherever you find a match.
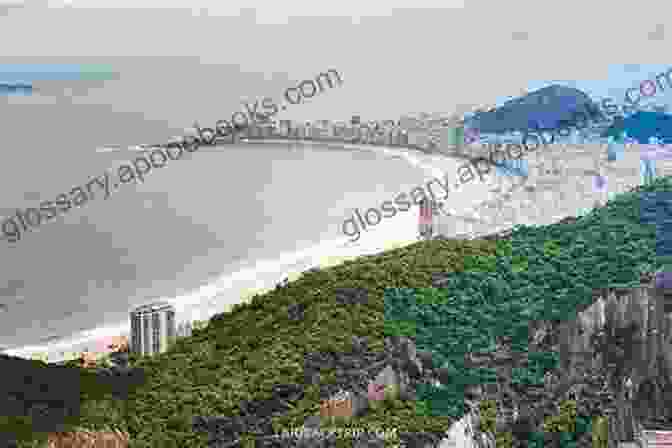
[95,146,122,153]
[2,224,419,363]
[2,143,495,363]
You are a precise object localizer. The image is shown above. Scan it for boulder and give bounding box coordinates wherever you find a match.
[286,302,305,321]
[350,389,370,417]
[370,364,409,402]
[439,414,479,448]
[334,288,368,306]
[90,365,148,400]
[192,415,245,441]
[350,335,368,354]
[108,351,130,368]
[385,335,423,380]
[398,431,445,448]
[437,367,452,386]
[302,414,321,429]
[464,384,484,405]
[431,273,452,288]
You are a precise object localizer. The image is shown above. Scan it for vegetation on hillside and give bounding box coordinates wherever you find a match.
[11,177,670,447]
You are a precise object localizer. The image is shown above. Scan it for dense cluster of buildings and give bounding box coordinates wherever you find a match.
[129,114,473,358]
[236,112,467,155]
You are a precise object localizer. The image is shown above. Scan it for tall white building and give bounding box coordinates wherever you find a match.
[177,320,193,338]
[278,120,292,137]
[399,115,424,131]
[130,301,176,356]
[406,128,431,148]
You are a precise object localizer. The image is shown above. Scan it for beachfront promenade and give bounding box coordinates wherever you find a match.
[182,116,465,158]
[230,131,448,156]
[25,122,639,365]
[15,138,665,372]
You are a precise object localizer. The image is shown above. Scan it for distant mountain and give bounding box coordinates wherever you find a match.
[602,110,672,144]
[465,84,603,134]
[0,83,33,95]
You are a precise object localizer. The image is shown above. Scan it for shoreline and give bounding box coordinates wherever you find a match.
[1,236,421,364]
[239,136,450,157]
[0,140,523,364]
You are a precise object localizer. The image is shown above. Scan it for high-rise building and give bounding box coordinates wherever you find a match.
[277,120,292,137]
[437,125,465,154]
[399,115,426,131]
[407,129,430,148]
[309,120,330,140]
[130,301,176,356]
[318,120,334,139]
[177,320,193,338]
[246,123,261,139]
[391,129,408,146]
[258,123,276,138]
[351,115,361,125]
[288,120,303,138]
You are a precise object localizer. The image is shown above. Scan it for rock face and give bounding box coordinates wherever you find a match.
[300,335,481,447]
[91,365,148,400]
[497,281,672,445]
[385,335,424,382]
[559,285,672,396]
[192,335,461,448]
[439,413,486,448]
[287,302,306,322]
[192,280,672,447]
[108,351,131,368]
[193,383,308,447]
[333,287,368,306]
[0,354,147,445]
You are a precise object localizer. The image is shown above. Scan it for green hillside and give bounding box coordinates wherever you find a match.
[13,176,668,448]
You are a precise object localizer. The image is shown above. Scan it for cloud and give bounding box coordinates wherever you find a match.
[649,23,665,41]
[511,30,529,41]
[0,0,26,16]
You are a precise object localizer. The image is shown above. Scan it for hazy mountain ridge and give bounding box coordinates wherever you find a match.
[466,84,601,134]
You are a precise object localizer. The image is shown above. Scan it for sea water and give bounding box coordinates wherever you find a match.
[4,141,492,362]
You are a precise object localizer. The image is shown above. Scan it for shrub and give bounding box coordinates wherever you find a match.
[8,178,669,447]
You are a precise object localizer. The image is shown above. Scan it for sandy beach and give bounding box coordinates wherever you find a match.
[4,139,655,365]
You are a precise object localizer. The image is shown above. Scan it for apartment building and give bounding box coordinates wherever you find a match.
[258,122,277,138]
[436,126,465,154]
[406,128,431,148]
[399,115,424,130]
[246,123,262,139]
[310,120,337,141]
[277,120,293,138]
[277,120,303,139]
[130,301,176,357]
[333,121,348,139]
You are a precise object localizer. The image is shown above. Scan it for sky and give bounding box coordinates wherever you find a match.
[519,64,672,112]
[2,0,672,124]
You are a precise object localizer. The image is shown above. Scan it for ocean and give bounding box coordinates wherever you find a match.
[0,90,510,362]
[0,138,467,360]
